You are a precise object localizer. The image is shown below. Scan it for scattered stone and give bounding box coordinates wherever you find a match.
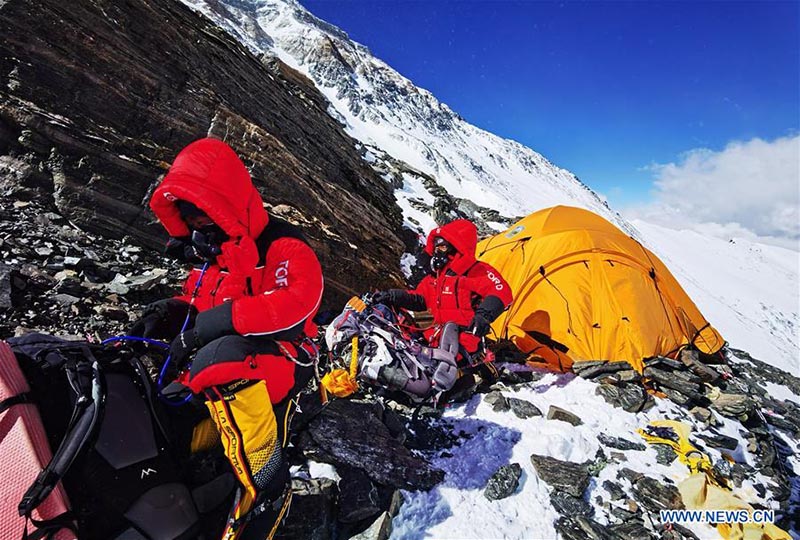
[595,382,652,413]
[608,520,655,540]
[653,444,678,465]
[631,476,684,512]
[554,516,615,540]
[697,432,739,451]
[658,523,701,540]
[547,405,583,426]
[484,391,510,412]
[530,454,589,497]
[52,293,80,307]
[507,397,542,419]
[597,433,646,451]
[710,393,755,418]
[484,463,522,501]
[690,406,717,426]
[609,505,641,524]
[644,366,706,403]
[679,348,720,383]
[609,451,627,463]
[573,360,635,380]
[617,468,644,486]
[0,265,12,309]
[602,480,626,501]
[550,490,594,517]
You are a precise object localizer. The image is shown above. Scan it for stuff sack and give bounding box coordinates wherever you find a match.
[5,334,203,540]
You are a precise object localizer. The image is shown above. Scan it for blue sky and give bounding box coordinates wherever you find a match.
[300,0,799,208]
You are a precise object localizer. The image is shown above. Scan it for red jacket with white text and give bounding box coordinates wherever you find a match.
[399,219,513,355]
[149,138,323,340]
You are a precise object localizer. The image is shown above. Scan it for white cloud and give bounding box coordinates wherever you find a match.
[626,135,800,250]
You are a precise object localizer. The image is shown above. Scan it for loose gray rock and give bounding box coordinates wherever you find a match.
[595,382,652,413]
[608,521,656,540]
[597,433,646,451]
[546,405,583,426]
[550,490,594,517]
[484,391,510,412]
[602,480,626,501]
[658,523,701,540]
[698,432,739,451]
[484,463,522,501]
[632,476,684,512]
[653,444,678,465]
[554,516,615,540]
[710,393,755,418]
[530,454,590,497]
[508,397,542,419]
[52,293,80,306]
[573,360,635,380]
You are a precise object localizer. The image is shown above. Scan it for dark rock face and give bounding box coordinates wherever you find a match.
[483,463,522,501]
[296,399,444,490]
[530,454,590,498]
[0,0,407,310]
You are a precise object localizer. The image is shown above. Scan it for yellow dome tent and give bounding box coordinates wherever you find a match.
[477,206,725,372]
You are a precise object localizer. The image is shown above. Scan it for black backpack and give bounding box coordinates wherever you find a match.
[8,334,227,540]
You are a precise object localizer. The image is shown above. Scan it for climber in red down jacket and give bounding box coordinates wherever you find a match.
[375,219,512,362]
[130,137,323,539]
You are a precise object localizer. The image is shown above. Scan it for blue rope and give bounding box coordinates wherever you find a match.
[103,262,209,407]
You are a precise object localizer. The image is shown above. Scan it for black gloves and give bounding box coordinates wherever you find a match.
[165,302,236,372]
[468,295,507,337]
[168,329,199,370]
[372,290,394,306]
[129,299,196,340]
[372,289,427,312]
[468,313,491,336]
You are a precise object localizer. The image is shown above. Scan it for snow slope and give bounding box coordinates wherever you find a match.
[632,220,799,376]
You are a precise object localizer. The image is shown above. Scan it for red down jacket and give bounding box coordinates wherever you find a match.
[414,219,512,354]
[149,137,323,340]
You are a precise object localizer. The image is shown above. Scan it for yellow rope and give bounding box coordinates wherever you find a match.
[349,336,359,380]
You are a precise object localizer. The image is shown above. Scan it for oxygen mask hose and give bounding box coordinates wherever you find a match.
[101,262,210,406]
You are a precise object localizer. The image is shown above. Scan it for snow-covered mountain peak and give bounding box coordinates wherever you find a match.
[182,0,618,228]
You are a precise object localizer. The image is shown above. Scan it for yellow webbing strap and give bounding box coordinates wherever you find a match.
[349,336,359,379]
[320,337,360,398]
[638,420,791,540]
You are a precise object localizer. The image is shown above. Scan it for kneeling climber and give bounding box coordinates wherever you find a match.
[130,137,324,539]
[374,219,512,395]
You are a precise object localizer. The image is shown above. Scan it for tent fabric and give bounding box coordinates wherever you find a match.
[477,206,724,372]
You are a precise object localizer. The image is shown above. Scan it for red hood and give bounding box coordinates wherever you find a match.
[425,219,478,275]
[150,138,269,240]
